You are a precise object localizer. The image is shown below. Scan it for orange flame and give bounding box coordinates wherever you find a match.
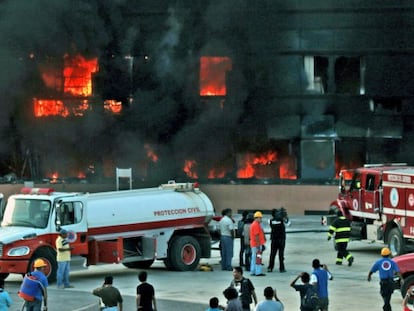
[236,151,297,179]
[183,160,198,179]
[144,144,158,162]
[104,100,122,114]
[34,54,100,117]
[63,54,98,96]
[208,168,227,179]
[33,99,69,117]
[200,56,232,96]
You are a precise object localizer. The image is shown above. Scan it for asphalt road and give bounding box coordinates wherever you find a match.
[2,216,408,311]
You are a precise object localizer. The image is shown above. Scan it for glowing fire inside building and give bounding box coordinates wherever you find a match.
[1,2,410,184]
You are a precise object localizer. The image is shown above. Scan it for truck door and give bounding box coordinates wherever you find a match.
[362,174,380,215]
[405,188,414,238]
[56,200,88,255]
[349,172,363,212]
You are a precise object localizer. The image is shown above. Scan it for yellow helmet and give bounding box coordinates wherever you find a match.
[381,247,391,256]
[254,211,263,218]
[34,259,47,268]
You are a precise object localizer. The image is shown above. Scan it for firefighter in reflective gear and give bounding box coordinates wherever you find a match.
[328,211,354,266]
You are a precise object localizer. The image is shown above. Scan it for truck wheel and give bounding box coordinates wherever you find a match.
[169,236,201,271]
[30,248,57,283]
[401,275,414,297]
[123,260,154,269]
[0,273,9,280]
[388,228,405,256]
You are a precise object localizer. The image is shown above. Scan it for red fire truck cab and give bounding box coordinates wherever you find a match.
[328,163,414,256]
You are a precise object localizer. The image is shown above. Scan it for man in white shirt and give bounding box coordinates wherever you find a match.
[219,208,235,271]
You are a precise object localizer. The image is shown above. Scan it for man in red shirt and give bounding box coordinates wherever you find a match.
[249,211,266,276]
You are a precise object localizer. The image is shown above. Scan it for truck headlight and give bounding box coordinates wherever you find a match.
[8,246,30,257]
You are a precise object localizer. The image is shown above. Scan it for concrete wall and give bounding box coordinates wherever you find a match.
[202,184,337,215]
[0,183,338,216]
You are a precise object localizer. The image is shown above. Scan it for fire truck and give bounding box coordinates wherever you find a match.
[0,181,214,281]
[328,163,414,256]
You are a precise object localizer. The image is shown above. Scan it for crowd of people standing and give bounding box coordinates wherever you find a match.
[1,209,407,311]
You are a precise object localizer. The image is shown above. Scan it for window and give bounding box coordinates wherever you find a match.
[200,56,232,96]
[59,202,83,225]
[304,56,328,93]
[334,57,361,94]
[365,174,376,191]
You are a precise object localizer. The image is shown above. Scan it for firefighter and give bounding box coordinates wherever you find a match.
[327,210,354,266]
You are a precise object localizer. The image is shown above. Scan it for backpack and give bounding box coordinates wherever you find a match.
[18,273,45,302]
[302,284,319,310]
[237,220,245,237]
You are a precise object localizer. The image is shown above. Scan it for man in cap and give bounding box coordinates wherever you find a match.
[93,276,123,311]
[55,229,74,289]
[19,258,48,311]
[249,211,266,276]
[367,247,402,311]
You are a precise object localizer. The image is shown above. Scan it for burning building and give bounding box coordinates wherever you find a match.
[0,1,412,183]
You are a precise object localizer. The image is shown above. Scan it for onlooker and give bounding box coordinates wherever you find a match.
[223,287,243,311]
[310,259,332,311]
[290,272,315,311]
[238,211,249,267]
[136,271,157,311]
[219,208,235,271]
[56,229,74,289]
[0,278,12,311]
[250,211,266,276]
[268,207,290,273]
[403,285,414,311]
[230,266,258,311]
[254,286,284,311]
[19,258,48,311]
[367,247,402,311]
[243,213,254,270]
[206,297,225,311]
[92,276,123,311]
[327,211,353,266]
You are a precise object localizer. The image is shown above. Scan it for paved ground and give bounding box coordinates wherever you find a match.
[3,215,408,311]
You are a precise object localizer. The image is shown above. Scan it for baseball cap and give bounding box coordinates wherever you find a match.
[254,211,263,218]
[60,229,67,234]
[381,247,391,256]
[34,259,47,268]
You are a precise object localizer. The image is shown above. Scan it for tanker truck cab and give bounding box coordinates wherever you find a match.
[0,188,88,282]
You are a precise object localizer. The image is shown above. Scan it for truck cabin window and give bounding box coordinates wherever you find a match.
[350,173,361,191]
[1,199,51,228]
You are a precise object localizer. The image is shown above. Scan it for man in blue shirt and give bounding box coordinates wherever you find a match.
[367,247,402,311]
[310,259,332,311]
[20,258,48,311]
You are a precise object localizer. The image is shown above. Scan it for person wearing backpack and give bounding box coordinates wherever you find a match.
[230,266,258,311]
[290,272,318,311]
[19,259,48,311]
[310,259,332,311]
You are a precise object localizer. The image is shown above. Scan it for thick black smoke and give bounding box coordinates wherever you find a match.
[0,0,256,182]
